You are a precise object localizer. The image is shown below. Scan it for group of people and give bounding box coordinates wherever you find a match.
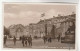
[43,35,61,44]
[43,36,52,44]
[21,35,32,47]
[4,35,32,47]
[4,35,60,47]
[13,35,32,47]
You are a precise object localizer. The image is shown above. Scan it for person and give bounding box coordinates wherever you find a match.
[25,36,28,46]
[57,35,60,42]
[22,35,25,47]
[19,36,22,40]
[4,35,7,46]
[50,37,52,43]
[28,35,32,46]
[13,36,16,45]
[43,36,47,44]
[48,37,52,43]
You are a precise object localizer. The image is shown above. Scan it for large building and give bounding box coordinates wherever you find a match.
[8,14,75,38]
[9,24,26,38]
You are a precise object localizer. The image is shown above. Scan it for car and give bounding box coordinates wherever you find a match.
[61,33,75,43]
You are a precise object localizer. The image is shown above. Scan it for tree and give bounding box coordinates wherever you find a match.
[4,26,10,35]
[45,24,47,36]
[51,25,56,38]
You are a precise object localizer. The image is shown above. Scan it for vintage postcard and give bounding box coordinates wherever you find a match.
[3,3,76,49]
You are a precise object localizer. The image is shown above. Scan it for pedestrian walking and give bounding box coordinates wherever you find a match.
[57,35,60,42]
[22,35,25,47]
[49,37,52,43]
[4,35,7,46]
[48,37,52,43]
[25,37,28,46]
[48,38,49,43]
[19,36,22,40]
[43,36,47,44]
[13,36,16,45]
[28,35,32,46]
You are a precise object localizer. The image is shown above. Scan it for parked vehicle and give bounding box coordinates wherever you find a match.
[61,33,75,43]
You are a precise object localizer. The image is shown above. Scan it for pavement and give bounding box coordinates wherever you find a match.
[3,39,75,49]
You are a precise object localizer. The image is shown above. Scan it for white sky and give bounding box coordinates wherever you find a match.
[4,3,76,27]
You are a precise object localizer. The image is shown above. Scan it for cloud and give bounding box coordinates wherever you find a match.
[18,11,42,24]
[4,9,65,20]
[4,13,17,18]
[46,9,56,17]
[4,9,63,24]
[4,8,74,27]
[18,11,42,18]
[4,11,42,27]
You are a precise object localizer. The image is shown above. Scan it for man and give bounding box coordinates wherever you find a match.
[4,35,7,46]
[48,37,52,43]
[25,36,28,46]
[13,36,16,45]
[43,36,47,44]
[19,36,22,40]
[57,35,60,42]
[22,35,25,47]
[28,35,32,46]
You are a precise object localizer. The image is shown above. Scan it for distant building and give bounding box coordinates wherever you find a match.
[9,24,25,38]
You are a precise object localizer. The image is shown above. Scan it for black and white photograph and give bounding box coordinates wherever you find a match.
[3,3,76,49]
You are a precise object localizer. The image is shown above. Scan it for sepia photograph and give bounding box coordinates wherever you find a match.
[3,3,76,49]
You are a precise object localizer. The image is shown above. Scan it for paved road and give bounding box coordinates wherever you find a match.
[3,39,75,49]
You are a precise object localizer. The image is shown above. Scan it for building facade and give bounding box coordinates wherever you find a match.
[9,14,75,38]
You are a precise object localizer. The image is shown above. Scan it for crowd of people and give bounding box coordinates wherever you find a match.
[4,35,32,47]
[43,35,61,44]
[21,35,32,47]
[43,36,52,44]
[4,35,61,47]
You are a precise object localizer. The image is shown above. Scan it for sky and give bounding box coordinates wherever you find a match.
[4,3,76,27]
